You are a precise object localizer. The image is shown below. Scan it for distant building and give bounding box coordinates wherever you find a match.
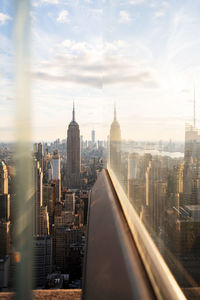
[47,161,53,182]
[49,150,61,204]
[39,206,50,236]
[43,184,54,231]
[0,194,10,220]
[66,104,81,189]
[63,191,75,213]
[53,228,82,273]
[52,150,61,180]
[37,143,44,171]
[33,160,44,235]
[0,161,8,194]
[109,105,121,177]
[0,256,10,289]
[33,236,52,288]
[91,130,95,144]
[0,220,10,259]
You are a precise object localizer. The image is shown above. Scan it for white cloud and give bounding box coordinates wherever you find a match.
[33,38,156,89]
[57,10,70,23]
[104,40,126,53]
[84,0,93,3]
[155,11,165,18]
[0,13,12,25]
[60,39,73,48]
[33,0,60,6]
[128,0,146,5]
[42,0,60,4]
[119,11,132,23]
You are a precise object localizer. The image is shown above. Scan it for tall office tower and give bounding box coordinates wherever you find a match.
[184,89,200,164]
[52,150,61,180]
[66,104,81,189]
[0,220,10,259]
[91,130,95,144]
[0,194,10,220]
[63,191,75,212]
[43,149,52,183]
[33,236,52,288]
[47,161,53,182]
[109,105,121,177]
[52,150,61,202]
[43,183,55,232]
[184,124,200,163]
[39,206,50,236]
[183,92,200,205]
[128,153,138,199]
[37,143,44,171]
[0,161,8,194]
[33,160,43,235]
[145,158,167,234]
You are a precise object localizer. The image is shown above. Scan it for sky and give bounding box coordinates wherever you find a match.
[1,0,200,142]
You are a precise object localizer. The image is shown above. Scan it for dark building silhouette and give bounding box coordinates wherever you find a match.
[66,104,81,189]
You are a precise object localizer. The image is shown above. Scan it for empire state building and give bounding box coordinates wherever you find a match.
[109,105,122,177]
[66,104,80,189]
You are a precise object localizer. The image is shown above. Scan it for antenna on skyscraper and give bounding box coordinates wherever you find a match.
[73,100,75,121]
[194,83,196,128]
[114,102,116,121]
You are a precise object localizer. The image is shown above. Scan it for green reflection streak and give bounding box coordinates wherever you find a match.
[14,0,33,299]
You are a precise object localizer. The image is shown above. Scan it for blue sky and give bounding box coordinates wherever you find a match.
[1,0,200,141]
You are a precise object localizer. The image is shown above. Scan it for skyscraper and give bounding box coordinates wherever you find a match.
[52,150,61,181]
[109,104,121,177]
[52,150,61,203]
[66,103,81,189]
[110,105,121,142]
[91,130,95,144]
[0,161,8,194]
[33,160,43,235]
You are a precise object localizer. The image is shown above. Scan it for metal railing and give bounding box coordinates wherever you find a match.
[107,167,186,300]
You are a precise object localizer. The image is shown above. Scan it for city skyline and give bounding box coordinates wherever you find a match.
[1,1,200,141]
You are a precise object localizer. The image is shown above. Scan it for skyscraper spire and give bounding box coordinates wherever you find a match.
[194,84,196,128]
[67,102,80,188]
[72,101,75,122]
[114,103,116,121]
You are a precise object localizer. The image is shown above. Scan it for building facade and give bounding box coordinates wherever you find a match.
[66,104,81,189]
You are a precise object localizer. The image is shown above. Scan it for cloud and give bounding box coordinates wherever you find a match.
[34,71,102,88]
[119,11,132,23]
[128,0,146,5]
[42,0,59,3]
[33,39,157,89]
[0,13,12,25]
[155,11,165,18]
[57,10,70,23]
[33,0,63,6]
[150,1,169,8]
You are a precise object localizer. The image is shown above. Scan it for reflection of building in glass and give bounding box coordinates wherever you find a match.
[66,104,81,189]
[184,124,200,164]
[183,117,200,205]
[145,158,167,234]
[109,105,121,177]
[183,93,200,204]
